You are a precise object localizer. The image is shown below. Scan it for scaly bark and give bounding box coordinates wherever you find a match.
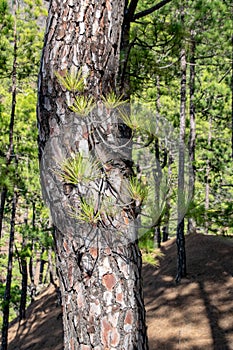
[37,1,148,349]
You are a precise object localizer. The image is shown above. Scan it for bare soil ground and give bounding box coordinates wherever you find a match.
[7,233,233,350]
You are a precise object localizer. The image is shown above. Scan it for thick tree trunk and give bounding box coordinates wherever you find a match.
[37,1,148,348]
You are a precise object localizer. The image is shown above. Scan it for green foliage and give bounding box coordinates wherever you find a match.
[0,0,13,74]
[69,95,95,116]
[119,108,142,132]
[72,200,101,225]
[102,92,127,109]
[127,176,149,205]
[58,153,101,185]
[55,69,85,93]
[139,229,164,266]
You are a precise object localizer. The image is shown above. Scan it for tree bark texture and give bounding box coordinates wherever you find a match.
[37,1,148,349]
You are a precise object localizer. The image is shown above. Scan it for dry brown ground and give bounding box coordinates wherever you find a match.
[6,233,233,350]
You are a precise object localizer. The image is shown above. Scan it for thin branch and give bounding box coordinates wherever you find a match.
[125,0,140,22]
[133,0,172,21]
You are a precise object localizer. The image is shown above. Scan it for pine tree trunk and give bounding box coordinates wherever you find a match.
[0,187,7,241]
[153,139,162,248]
[188,30,196,234]
[204,117,212,234]
[19,248,28,321]
[29,202,36,302]
[176,9,187,283]
[162,199,170,242]
[37,1,148,348]
[39,247,46,285]
[1,191,18,350]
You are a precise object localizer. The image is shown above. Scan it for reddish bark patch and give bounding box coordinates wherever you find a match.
[89,247,98,259]
[70,338,75,350]
[110,328,120,347]
[102,273,116,291]
[63,240,70,254]
[116,292,123,303]
[101,317,112,347]
[124,309,133,325]
[104,247,111,255]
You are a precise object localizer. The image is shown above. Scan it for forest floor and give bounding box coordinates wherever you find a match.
[6,233,233,350]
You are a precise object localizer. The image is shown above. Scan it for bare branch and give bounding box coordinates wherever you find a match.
[133,0,172,21]
[126,0,140,22]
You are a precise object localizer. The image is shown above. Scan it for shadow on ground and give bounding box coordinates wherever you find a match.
[144,234,233,350]
[6,233,233,350]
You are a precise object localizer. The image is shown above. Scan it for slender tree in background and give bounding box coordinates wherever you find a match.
[188,29,196,234]
[37,0,148,348]
[1,189,18,350]
[176,5,187,283]
[204,116,212,234]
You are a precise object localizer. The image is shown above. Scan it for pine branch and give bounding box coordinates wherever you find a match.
[125,0,140,22]
[133,0,172,21]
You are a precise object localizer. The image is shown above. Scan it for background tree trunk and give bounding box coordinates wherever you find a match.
[37,0,148,348]
[204,117,212,234]
[176,7,187,283]
[1,190,18,350]
[188,29,196,234]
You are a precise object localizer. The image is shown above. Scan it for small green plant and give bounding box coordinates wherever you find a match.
[55,68,85,93]
[127,177,149,205]
[102,91,127,109]
[74,200,100,225]
[58,153,101,185]
[119,109,141,131]
[69,95,95,116]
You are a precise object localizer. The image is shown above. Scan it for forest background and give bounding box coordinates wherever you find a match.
[0,0,232,343]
